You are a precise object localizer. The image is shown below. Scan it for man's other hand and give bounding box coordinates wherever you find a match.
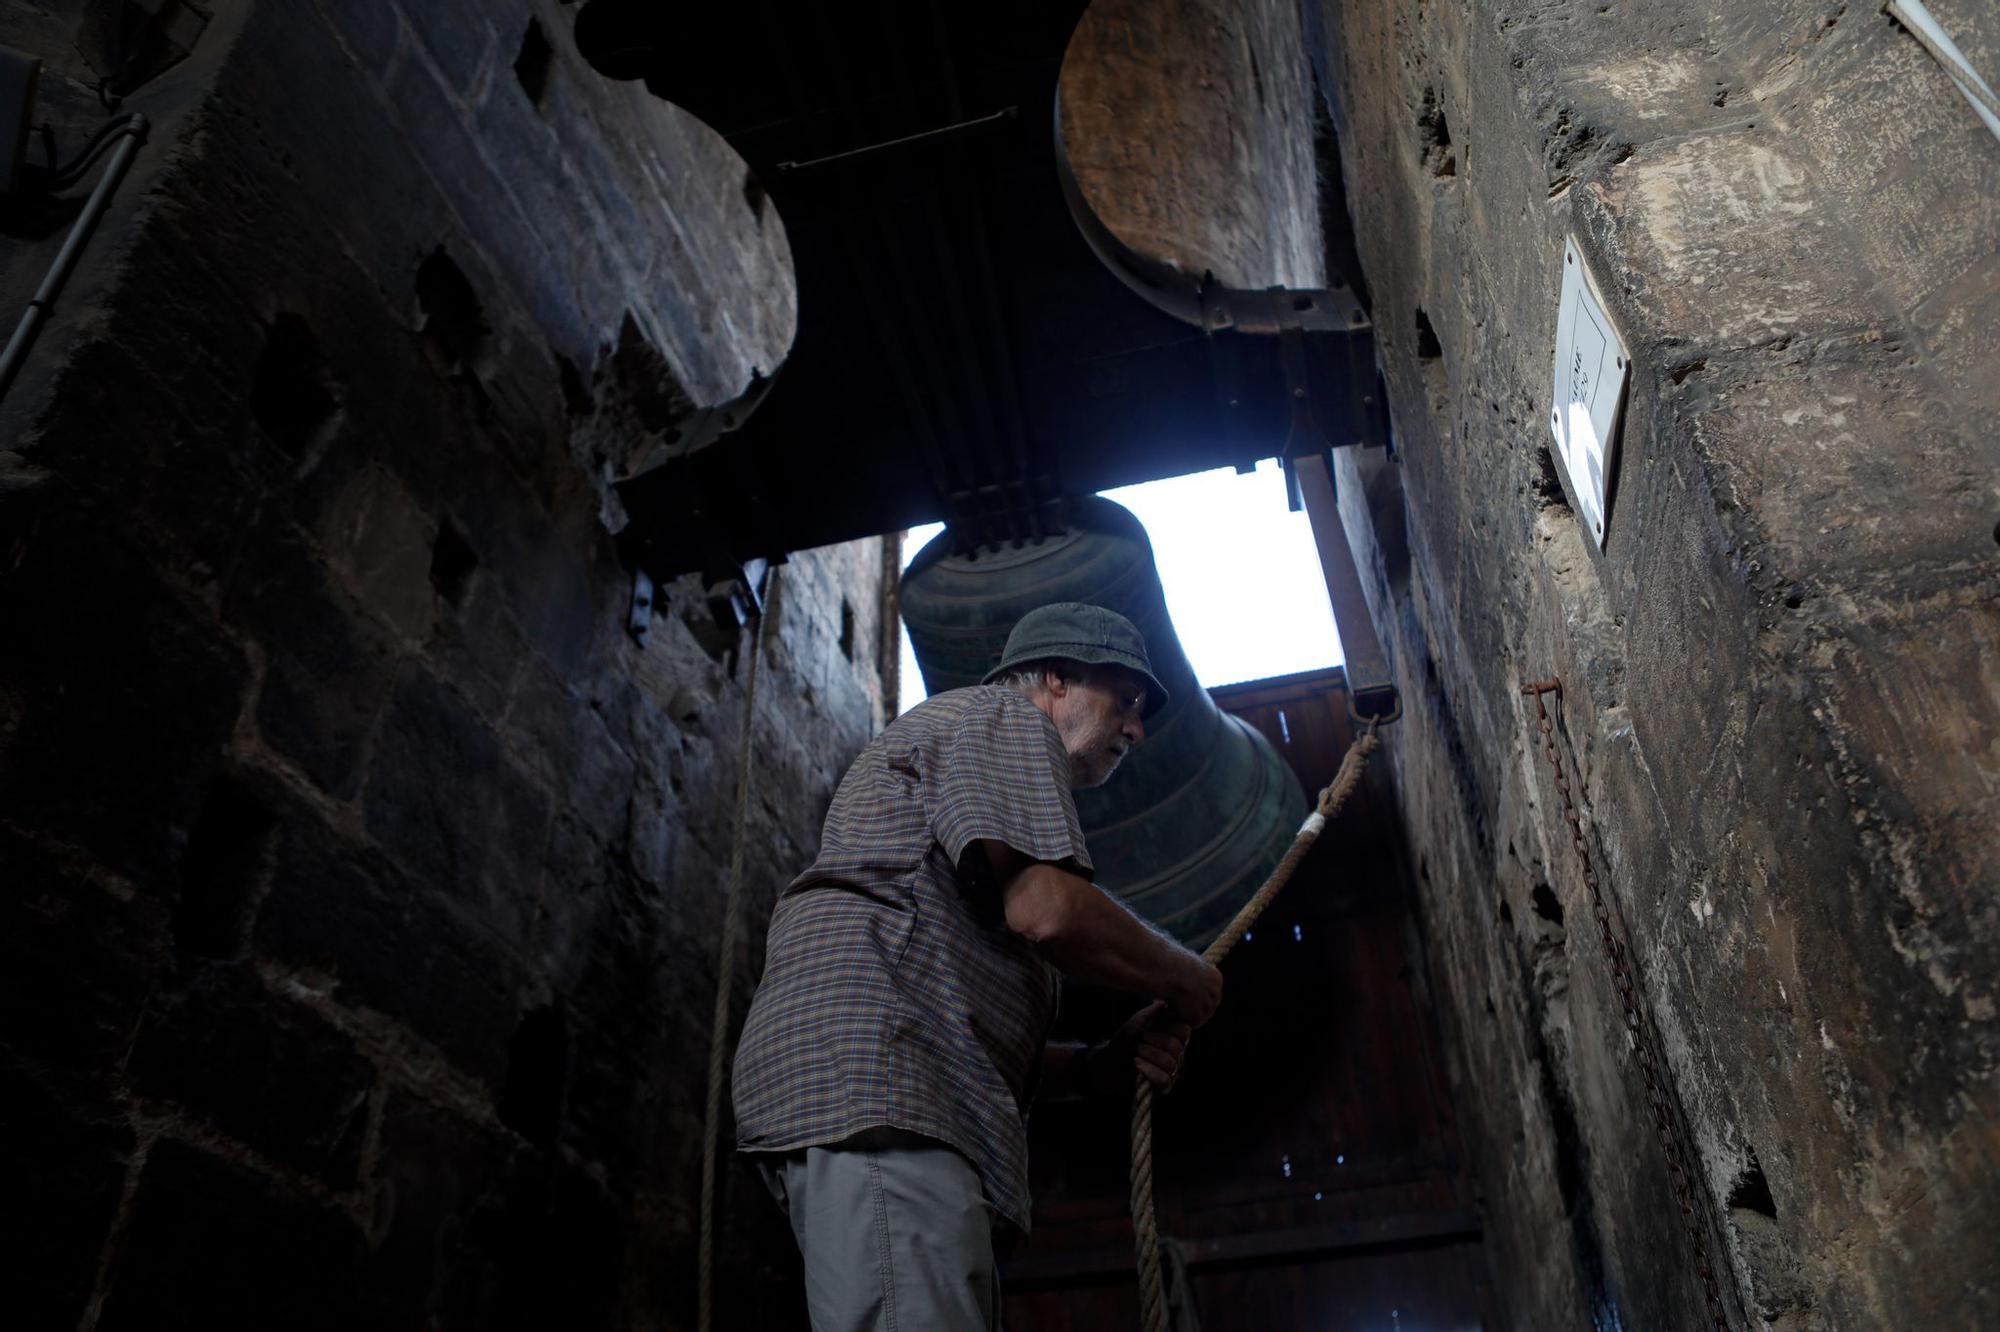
[1098,1001,1196,1092]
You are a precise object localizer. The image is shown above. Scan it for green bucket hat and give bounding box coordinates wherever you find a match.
[980,602,1170,718]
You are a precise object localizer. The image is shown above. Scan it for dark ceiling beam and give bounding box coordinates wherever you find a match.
[571,0,1390,582]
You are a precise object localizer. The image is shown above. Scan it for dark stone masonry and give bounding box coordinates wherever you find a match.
[1,2,883,1327]
[2,0,1995,1328]
[1319,0,1999,1326]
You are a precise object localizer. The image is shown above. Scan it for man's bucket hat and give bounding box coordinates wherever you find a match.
[980,602,1170,718]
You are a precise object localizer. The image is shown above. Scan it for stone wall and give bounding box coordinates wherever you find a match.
[0,2,882,1327]
[1317,0,1999,1328]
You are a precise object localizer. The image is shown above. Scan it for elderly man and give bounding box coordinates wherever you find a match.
[732,601,1223,1330]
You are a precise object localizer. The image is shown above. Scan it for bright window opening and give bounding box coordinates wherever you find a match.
[896,460,1342,715]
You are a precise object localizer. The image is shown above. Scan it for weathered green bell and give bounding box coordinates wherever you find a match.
[900,496,1306,949]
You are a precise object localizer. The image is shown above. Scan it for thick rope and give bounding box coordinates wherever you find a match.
[697,569,779,1332]
[1131,724,1381,1332]
[1886,1,2000,121]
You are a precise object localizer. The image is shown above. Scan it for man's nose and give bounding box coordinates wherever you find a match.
[1123,715,1145,746]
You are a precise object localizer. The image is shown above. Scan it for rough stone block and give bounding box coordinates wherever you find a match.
[226,523,402,799]
[1328,0,2000,1324]
[364,663,553,947]
[1910,249,2000,425]
[314,464,439,642]
[1585,131,1879,354]
[22,327,273,580]
[623,772,681,888]
[255,815,528,1092]
[311,0,402,77]
[128,964,375,1188]
[0,1060,133,1332]
[357,1092,516,1327]
[395,0,499,94]
[219,3,456,320]
[0,4,884,1328]
[507,661,637,841]
[427,569,533,719]
[1818,578,2000,964]
[496,1153,623,1328]
[0,829,166,1071]
[365,1092,626,1330]
[1665,338,1989,581]
[494,517,616,681]
[1784,22,2000,317]
[0,506,249,884]
[452,34,599,363]
[96,1139,365,1332]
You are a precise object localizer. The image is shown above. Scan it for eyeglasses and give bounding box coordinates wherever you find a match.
[1057,668,1146,715]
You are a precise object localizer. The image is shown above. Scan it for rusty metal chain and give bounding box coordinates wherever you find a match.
[1521,680,1731,1331]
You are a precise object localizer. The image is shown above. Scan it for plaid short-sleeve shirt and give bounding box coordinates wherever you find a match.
[731,686,1091,1231]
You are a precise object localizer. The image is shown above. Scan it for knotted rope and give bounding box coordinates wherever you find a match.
[697,569,779,1332]
[1130,722,1381,1332]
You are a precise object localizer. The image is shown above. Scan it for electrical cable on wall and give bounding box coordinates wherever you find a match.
[0,111,148,403]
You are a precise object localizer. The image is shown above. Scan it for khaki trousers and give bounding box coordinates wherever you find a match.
[754,1129,1003,1332]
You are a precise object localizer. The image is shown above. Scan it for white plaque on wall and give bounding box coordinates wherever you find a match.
[1549,235,1630,547]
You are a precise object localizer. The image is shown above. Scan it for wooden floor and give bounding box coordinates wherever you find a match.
[1002,667,1494,1330]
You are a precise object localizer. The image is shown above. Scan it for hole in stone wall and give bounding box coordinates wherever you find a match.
[429,520,478,605]
[1532,446,1571,512]
[1531,882,1565,926]
[514,18,553,108]
[555,352,593,418]
[77,0,209,97]
[611,312,696,434]
[1418,86,1456,177]
[415,246,492,376]
[173,776,278,959]
[839,598,856,661]
[743,170,768,223]
[1414,308,1443,361]
[1729,1153,1779,1219]
[1540,1035,1587,1215]
[499,1004,570,1147]
[1498,898,1514,927]
[250,313,344,455]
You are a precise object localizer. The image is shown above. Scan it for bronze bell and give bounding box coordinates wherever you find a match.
[900,496,1306,949]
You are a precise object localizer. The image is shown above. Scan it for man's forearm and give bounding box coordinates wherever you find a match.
[1005,862,1207,1008]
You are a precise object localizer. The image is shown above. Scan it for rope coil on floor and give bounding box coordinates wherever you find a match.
[1131,721,1381,1332]
[697,569,779,1332]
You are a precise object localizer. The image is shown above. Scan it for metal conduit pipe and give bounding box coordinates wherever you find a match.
[0,113,148,405]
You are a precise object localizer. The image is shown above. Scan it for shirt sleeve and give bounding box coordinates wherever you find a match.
[924,690,1094,881]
